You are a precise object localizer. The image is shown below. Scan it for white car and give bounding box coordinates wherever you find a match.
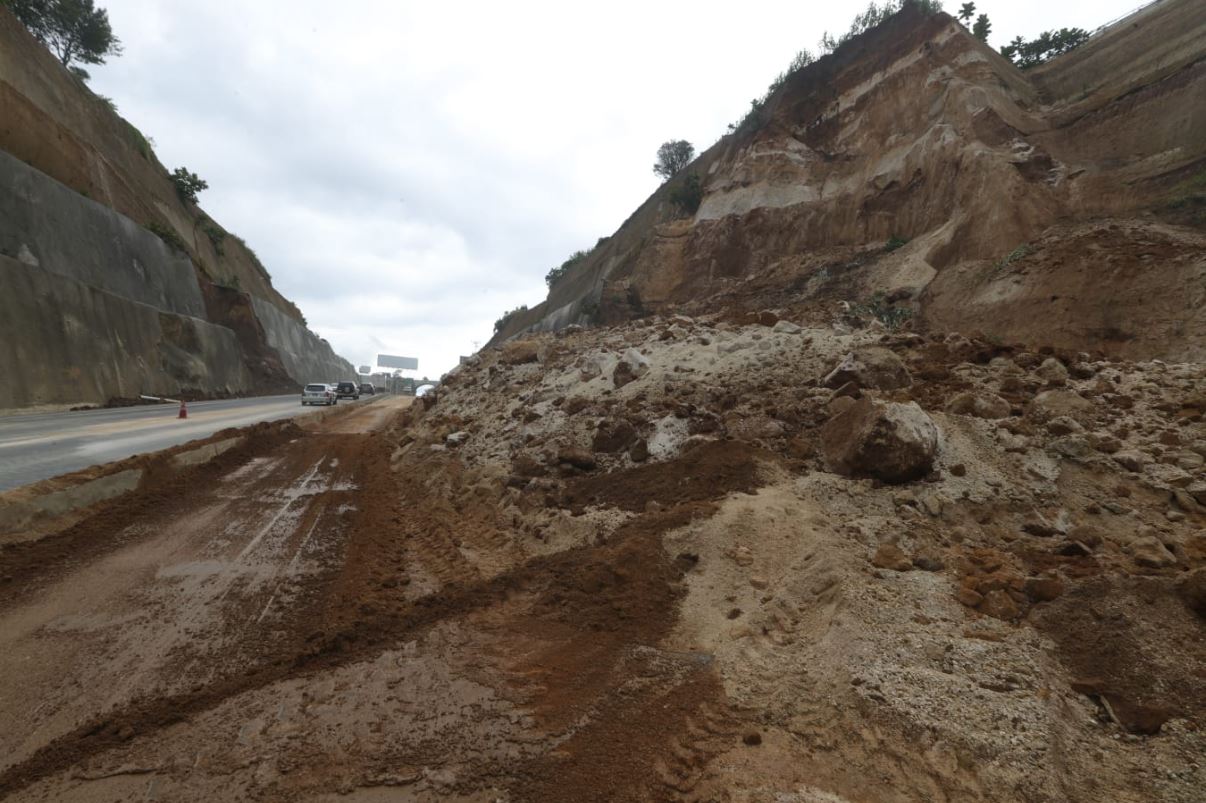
[301,383,336,406]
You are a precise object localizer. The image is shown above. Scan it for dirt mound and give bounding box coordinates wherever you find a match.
[562,440,774,512]
[4,308,1204,801]
[1032,575,1206,734]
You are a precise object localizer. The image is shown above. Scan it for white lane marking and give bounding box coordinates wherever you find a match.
[233,460,325,564]
[254,513,324,624]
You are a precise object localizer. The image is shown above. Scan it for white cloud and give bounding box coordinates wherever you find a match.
[88,0,1145,375]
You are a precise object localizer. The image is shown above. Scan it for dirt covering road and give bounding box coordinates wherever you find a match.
[0,393,739,802]
[0,397,436,799]
[2,312,1204,802]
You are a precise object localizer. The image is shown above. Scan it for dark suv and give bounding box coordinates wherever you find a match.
[334,381,359,400]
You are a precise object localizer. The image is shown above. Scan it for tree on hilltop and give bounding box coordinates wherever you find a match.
[2,0,122,78]
[653,140,694,181]
[957,3,975,24]
[971,13,991,42]
[1000,27,1090,68]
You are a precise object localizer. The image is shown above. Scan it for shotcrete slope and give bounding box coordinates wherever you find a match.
[0,8,353,408]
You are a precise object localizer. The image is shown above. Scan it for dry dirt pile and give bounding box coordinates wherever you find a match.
[1,322,1202,802]
[384,308,1203,801]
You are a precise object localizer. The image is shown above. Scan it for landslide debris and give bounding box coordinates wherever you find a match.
[4,312,1202,802]
[3,2,1204,801]
[376,305,1204,802]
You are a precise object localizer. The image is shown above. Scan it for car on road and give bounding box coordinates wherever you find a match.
[302,383,336,406]
[359,383,375,395]
[334,381,360,400]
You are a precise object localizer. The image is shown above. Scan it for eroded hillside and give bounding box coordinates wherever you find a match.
[0,9,352,409]
[1,2,1203,801]
[495,0,1206,362]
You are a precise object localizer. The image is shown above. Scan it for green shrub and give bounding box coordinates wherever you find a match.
[229,235,271,279]
[653,140,695,181]
[171,167,208,204]
[994,243,1031,272]
[852,291,913,330]
[728,1,944,135]
[729,49,814,134]
[1167,169,1206,207]
[200,219,226,255]
[546,249,590,288]
[818,1,942,55]
[884,235,909,252]
[120,119,152,159]
[1000,28,1090,68]
[145,220,187,253]
[669,173,704,216]
[494,304,529,334]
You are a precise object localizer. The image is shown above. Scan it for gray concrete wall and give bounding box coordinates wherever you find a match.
[0,149,205,318]
[0,255,252,408]
[249,295,355,384]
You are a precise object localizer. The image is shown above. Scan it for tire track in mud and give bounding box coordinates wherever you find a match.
[0,408,404,794]
[0,423,772,799]
[1,506,725,796]
[0,419,308,611]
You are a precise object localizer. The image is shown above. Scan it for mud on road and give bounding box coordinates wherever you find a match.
[0,395,740,801]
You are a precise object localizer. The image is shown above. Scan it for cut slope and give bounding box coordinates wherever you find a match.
[492,0,1206,362]
[0,7,354,407]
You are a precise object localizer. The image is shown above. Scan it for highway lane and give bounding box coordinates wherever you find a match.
[0,394,356,492]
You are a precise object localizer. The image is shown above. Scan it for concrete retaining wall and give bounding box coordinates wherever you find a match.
[0,149,205,318]
[250,295,355,384]
[0,255,252,407]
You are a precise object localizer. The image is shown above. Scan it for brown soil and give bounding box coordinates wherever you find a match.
[0,395,764,801]
[1031,575,1206,734]
[562,440,775,512]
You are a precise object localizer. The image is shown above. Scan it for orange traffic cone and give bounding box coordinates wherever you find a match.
[178,400,188,419]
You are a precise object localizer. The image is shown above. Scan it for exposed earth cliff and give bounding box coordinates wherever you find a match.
[0,9,352,409]
[495,0,1206,362]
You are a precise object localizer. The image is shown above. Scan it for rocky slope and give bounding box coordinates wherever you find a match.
[383,309,1205,801]
[494,0,1206,362]
[0,9,352,409]
[384,2,1206,799]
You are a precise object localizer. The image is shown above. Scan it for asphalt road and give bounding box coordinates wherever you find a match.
[0,394,354,492]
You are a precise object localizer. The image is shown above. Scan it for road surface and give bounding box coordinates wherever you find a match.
[0,396,421,800]
[0,394,729,801]
[0,394,365,492]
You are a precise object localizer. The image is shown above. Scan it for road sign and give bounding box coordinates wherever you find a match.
[378,354,418,370]
[358,365,371,374]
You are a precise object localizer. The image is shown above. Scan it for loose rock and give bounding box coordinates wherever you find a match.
[823,347,912,391]
[821,398,939,483]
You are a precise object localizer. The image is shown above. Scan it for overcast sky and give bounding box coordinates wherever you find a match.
[88,0,1146,377]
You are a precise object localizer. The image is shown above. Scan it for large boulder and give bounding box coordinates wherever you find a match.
[823,347,911,391]
[613,348,650,388]
[946,391,1011,419]
[1026,389,1094,423]
[821,398,939,483]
